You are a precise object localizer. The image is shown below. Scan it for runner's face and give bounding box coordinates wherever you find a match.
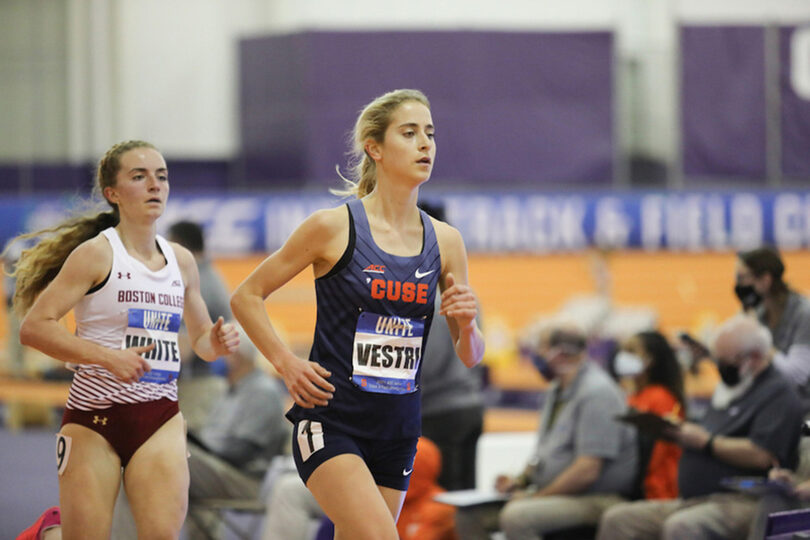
[376,101,436,185]
[105,147,169,220]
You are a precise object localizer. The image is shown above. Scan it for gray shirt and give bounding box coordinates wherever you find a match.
[529,362,637,496]
[187,259,232,375]
[678,365,803,499]
[761,291,810,403]
[199,369,287,476]
[420,298,484,416]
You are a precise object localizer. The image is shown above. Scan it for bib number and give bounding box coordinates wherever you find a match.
[351,312,424,394]
[56,434,72,476]
[123,308,182,384]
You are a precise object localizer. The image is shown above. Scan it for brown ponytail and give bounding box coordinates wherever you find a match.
[7,140,156,316]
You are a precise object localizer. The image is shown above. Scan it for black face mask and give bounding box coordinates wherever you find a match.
[531,353,556,381]
[734,284,763,309]
[717,363,741,387]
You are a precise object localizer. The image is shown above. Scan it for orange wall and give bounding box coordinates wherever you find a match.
[214,251,810,352]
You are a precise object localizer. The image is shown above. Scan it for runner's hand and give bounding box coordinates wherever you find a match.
[440,272,478,330]
[277,352,334,408]
[210,316,240,357]
[105,343,155,383]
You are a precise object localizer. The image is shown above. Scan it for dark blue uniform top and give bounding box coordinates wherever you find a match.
[286,199,442,440]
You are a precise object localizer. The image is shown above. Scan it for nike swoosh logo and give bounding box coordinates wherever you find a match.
[402,468,413,476]
[414,269,434,279]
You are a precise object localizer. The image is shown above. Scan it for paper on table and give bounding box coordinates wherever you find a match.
[433,489,510,508]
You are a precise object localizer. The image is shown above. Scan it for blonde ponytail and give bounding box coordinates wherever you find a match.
[332,89,430,199]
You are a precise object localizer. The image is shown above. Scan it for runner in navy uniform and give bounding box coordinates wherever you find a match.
[231,89,485,540]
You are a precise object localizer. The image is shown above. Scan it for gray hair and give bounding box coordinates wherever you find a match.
[714,314,772,357]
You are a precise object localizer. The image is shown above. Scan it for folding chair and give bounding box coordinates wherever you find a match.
[764,507,810,540]
[187,455,296,540]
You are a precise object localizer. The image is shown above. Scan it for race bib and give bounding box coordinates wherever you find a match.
[56,433,72,476]
[122,308,181,384]
[351,312,424,394]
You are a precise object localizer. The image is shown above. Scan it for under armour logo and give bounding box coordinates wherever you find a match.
[117,272,131,279]
[92,415,108,426]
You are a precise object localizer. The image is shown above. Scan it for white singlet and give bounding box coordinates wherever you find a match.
[66,227,185,410]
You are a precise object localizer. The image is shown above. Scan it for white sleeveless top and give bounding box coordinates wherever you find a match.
[67,227,185,410]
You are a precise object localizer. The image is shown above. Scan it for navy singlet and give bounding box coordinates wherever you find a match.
[286,199,442,440]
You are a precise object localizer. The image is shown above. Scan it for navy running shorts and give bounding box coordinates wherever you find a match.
[291,419,418,491]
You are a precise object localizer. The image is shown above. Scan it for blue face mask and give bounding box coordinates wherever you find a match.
[531,353,556,381]
[614,351,645,377]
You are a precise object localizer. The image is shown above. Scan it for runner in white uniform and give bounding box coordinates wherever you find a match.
[67,227,184,410]
[11,140,239,540]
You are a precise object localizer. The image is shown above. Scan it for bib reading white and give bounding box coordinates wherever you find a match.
[123,308,182,384]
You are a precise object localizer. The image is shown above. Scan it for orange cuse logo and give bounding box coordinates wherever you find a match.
[370,279,428,304]
[363,264,386,274]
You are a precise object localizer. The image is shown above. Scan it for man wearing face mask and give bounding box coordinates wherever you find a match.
[597,315,803,540]
[455,324,637,539]
[735,247,810,410]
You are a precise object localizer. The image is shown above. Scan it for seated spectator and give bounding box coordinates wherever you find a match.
[735,246,810,410]
[455,325,637,539]
[746,452,810,540]
[418,199,485,492]
[398,437,459,540]
[614,331,686,499]
[167,220,232,432]
[112,323,289,539]
[260,471,325,540]
[597,315,804,540]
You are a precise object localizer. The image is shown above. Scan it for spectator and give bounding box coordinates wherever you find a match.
[167,220,232,432]
[746,452,810,540]
[597,315,804,540]
[455,325,637,539]
[112,323,289,540]
[419,199,485,492]
[261,470,325,540]
[614,331,686,499]
[397,437,459,540]
[736,247,810,409]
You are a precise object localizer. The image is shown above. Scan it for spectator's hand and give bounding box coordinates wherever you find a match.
[440,273,478,330]
[104,343,155,383]
[794,479,810,501]
[769,467,795,484]
[509,489,534,501]
[277,351,335,408]
[210,317,240,357]
[495,474,518,494]
[665,421,711,450]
